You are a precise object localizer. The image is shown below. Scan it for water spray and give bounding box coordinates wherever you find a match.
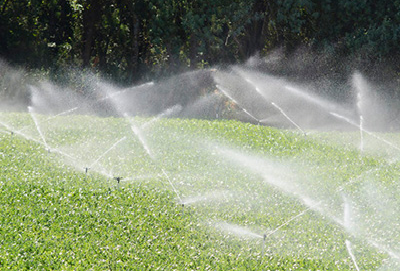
[269,102,307,136]
[161,169,182,203]
[262,233,267,255]
[47,106,79,120]
[242,77,306,135]
[359,115,364,153]
[96,81,155,103]
[22,81,155,130]
[341,195,360,270]
[0,118,102,179]
[140,104,183,130]
[264,208,310,240]
[124,113,183,203]
[345,240,360,271]
[28,106,50,150]
[124,114,153,158]
[225,145,400,262]
[214,221,263,240]
[330,112,400,152]
[88,136,127,169]
[215,84,262,123]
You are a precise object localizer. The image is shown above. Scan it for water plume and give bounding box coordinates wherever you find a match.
[359,115,364,153]
[48,106,79,119]
[179,190,231,206]
[124,114,153,158]
[141,104,183,130]
[330,112,400,152]
[212,146,343,226]
[0,118,93,175]
[88,136,127,169]
[343,196,354,232]
[346,240,361,271]
[97,81,155,103]
[27,106,50,151]
[213,221,263,239]
[232,67,355,129]
[269,102,306,135]
[215,84,261,123]
[353,72,367,152]
[242,76,306,134]
[161,169,182,203]
[122,114,182,202]
[264,208,310,239]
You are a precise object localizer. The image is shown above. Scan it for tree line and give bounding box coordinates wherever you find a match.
[1,0,400,84]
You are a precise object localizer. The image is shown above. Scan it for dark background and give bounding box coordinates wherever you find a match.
[2,0,400,86]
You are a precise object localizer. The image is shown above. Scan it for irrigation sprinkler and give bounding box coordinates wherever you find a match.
[114,176,123,183]
[85,167,90,174]
[262,233,266,256]
[114,176,123,189]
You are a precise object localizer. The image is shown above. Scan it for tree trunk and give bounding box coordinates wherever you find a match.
[82,1,101,67]
[189,33,198,67]
[131,16,140,83]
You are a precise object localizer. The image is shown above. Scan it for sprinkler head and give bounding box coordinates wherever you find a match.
[263,234,266,241]
[181,203,185,208]
[85,167,89,173]
[114,176,123,183]
[10,131,14,135]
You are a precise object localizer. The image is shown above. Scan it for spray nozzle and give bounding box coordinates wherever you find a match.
[114,176,123,183]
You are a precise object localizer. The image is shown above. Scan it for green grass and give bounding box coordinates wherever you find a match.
[1,112,400,270]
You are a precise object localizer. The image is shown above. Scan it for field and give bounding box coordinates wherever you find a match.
[1,112,400,270]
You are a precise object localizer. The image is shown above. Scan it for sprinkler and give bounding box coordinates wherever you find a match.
[85,167,90,174]
[114,176,123,183]
[114,177,123,190]
[262,233,266,255]
[181,203,185,216]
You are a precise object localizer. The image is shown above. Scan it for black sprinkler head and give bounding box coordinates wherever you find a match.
[114,176,123,183]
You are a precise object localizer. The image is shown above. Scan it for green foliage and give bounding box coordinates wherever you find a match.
[1,113,400,269]
[2,0,400,82]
